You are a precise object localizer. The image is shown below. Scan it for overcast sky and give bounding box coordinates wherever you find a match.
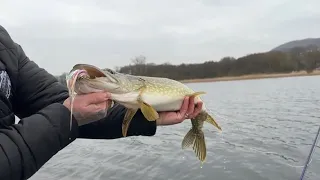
[1,0,319,75]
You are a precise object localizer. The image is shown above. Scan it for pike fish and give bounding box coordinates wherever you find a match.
[66,64,222,163]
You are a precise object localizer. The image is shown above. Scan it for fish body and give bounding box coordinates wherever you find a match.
[80,74,201,110]
[67,64,222,163]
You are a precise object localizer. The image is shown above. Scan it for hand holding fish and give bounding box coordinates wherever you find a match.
[67,64,222,163]
[63,91,111,126]
[156,96,203,126]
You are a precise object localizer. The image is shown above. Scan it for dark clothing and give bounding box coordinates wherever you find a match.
[0,25,156,180]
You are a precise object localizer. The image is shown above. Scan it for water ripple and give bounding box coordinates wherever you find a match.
[30,76,320,180]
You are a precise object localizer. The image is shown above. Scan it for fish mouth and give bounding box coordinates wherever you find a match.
[71,64,119,84]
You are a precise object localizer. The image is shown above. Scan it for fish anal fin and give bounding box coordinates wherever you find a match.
[122,108,138,137]
[187,91,206,97]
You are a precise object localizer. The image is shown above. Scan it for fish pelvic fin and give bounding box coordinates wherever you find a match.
[139,101,159,121]
[204,112,222,131]
[181,125,207,163]
[122,108,138,137]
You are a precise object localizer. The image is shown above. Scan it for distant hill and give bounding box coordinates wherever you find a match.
[271,38,320,52]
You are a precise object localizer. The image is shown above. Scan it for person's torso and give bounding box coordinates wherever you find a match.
[0,26,17,128]
[0,69,15,127]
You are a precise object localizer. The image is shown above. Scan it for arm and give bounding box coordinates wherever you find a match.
[78,103,157,139]
[0,104,78,180]
[11,42,70,117]
[0,26,79,179]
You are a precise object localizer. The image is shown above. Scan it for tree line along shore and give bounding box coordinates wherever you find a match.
[56,45,320,84]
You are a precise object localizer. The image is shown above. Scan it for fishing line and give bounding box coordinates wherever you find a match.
[65,69,87,131]
[299,125,320,180]
[206,108,242,133]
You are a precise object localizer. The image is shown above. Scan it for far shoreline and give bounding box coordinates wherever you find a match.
[180,70,320,84]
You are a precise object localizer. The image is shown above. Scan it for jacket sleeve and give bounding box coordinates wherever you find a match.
[78,103,157,139]
[0,28,79,179]
[12,42,71,118]
[0,104,79,180]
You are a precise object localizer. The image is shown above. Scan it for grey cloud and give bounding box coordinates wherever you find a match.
[1,0,320,75]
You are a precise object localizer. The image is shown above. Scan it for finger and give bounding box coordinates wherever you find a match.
[94,101,108,112]
[77,101,109,124]
[178,97,189,119]
[85,100,108,112]
[86,92,111,104]
[186,96,195,118]
[190,101,203,118]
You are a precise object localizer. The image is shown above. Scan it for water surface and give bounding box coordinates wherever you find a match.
[30,75,320,180]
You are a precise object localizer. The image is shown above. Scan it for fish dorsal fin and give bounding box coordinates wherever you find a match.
[72,64,106,78]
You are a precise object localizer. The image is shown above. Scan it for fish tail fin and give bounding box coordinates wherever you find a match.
[181,124,207,163]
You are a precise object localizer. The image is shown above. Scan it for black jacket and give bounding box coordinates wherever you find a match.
[0,25,157,180]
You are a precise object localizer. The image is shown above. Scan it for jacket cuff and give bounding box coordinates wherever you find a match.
[38,103,79,148]
[128,109,157,136]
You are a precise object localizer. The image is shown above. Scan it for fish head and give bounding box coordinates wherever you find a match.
[68,64,124,94]
[71,64,119,83]
[102,68,147,91]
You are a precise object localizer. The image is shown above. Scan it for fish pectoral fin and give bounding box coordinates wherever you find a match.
[110,100,115,108]
[136,84,160,121]
[107,99,115,109]
[182,128,207,163]
[122,108,138,137]
[205,113,222,131]
[102,99,115,117]
[187,91,206,97]
[139,101,160,121]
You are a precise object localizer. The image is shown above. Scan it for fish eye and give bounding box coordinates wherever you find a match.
[102,68,116,75]
[107,69,116,74]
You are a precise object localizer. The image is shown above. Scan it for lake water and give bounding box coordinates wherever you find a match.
[30,75,320,180]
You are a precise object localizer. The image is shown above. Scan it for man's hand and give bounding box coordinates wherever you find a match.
[156,96,203,126]
[63,92,111,126]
